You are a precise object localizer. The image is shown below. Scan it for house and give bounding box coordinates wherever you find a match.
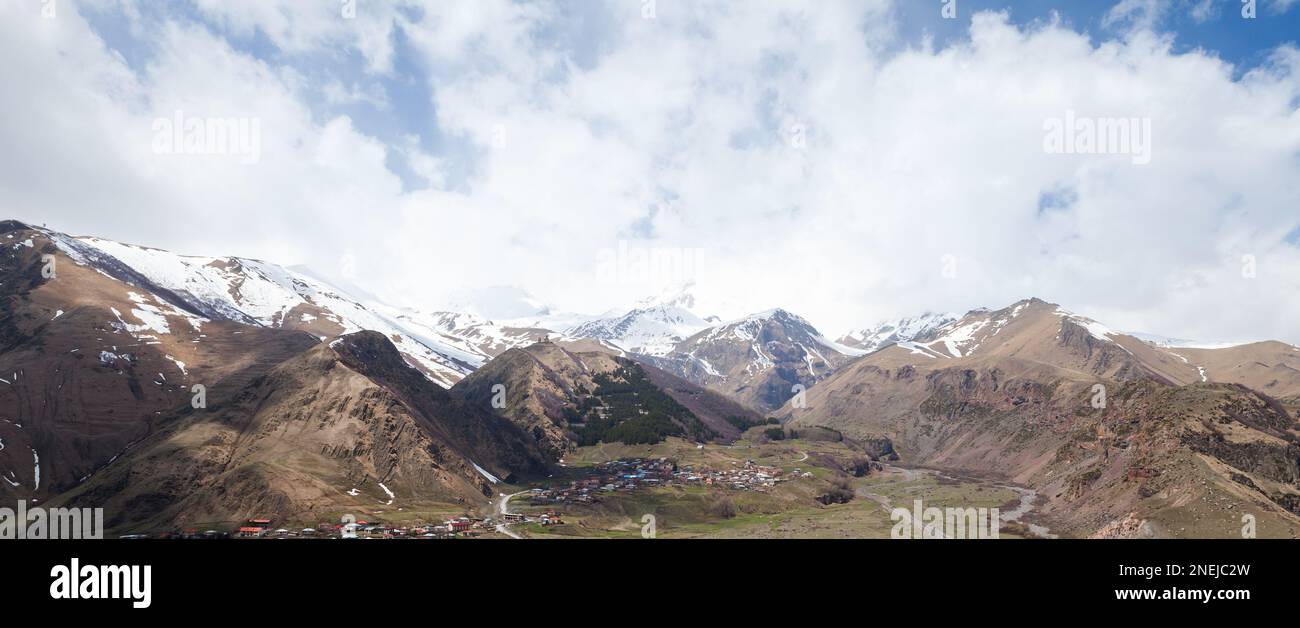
[359,525,387,539]
[236,527,265,539]
[447,519,473,533]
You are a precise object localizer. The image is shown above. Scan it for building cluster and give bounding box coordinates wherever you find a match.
[499,510,565,526]
[679,459,786,491]
[129,458,786,539]
[527,457,785,506]
[153,515,510,539]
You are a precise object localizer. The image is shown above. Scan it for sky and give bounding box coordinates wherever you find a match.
[3,0,1300,343]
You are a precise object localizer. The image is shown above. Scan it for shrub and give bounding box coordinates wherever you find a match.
[710,495,737,519]
[816,477,855,505]
[848,457,874,477]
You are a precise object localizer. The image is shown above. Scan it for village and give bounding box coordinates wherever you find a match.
[524,457,791,506]
[147,513,548,540]
[124,457,793,539]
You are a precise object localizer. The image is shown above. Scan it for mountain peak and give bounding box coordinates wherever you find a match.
[643,307,856,412]
[0,219,30,233]
[839,311,960,353]
[563,293,712,357]
[732,308,803,325]
[635,281,699,310]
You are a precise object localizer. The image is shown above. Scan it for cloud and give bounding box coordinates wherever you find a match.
[4,1,1300,346]
[1189,0,1218,23]
[1103,0,1170,31]
[1271,0,1300,14]
[190,0,404,73]
[322,80,389,109]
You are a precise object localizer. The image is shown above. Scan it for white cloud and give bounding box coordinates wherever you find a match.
[1189,0,1218,22]
[5,1,1300,346]
[190,0,403,73]
[1103,0,1169,31]
[322,80,389,109]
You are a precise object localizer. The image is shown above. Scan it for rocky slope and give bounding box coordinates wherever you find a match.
[1161,341,1300,406]
[451,339,762,456]
[783,298,1300,538]
[0,220,321,501]
[1,220,551,531]
[50,332,550,532]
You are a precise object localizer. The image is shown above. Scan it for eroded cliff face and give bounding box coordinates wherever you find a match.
[789,353,1300,537]
[450,343,607,459]
[46,332,553,532]
[0,223,322,501]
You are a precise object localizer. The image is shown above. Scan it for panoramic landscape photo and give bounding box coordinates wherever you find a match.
[3,0,1300,541]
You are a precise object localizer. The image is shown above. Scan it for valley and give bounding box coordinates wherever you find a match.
[4,220,1300,539]
[492,436,1047,539]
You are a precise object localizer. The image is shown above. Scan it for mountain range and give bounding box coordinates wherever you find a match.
[4,220,1299,537]
[782,298,1300,537]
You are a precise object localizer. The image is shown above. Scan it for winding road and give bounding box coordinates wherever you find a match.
[494,490,529,539]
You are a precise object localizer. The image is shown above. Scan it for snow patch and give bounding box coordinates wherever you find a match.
[164,355,188,376]
[471,461,500,484]
[898,341,944,359]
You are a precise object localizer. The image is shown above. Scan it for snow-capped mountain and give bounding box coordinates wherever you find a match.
[1,220,551,517]
[563,286,716,356]
[837,312,959,354]
[19,215,1300,540]
[1126,332,1247,350]
[42,230,482,387]
[376,307,556,362]
[783,297,1300,539]
[645,308,863,412]
[884,299,1123,361]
